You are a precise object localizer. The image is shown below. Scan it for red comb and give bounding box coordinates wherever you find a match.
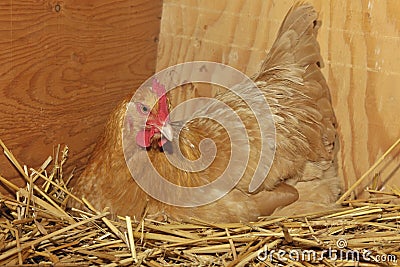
[152,79,166,97]
[153,78,169,125]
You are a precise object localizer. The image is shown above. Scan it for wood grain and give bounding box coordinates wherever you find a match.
[0,0,162,192]
[156,0,400,198]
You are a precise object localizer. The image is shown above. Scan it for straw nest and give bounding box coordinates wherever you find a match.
[0,139,399,267]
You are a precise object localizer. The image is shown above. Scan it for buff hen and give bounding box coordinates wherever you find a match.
[71,3,341,222]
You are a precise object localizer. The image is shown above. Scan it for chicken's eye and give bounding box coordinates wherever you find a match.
[141,105,149,113]
[136,103,150,115]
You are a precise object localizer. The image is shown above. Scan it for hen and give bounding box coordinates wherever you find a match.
[71,3,341,222]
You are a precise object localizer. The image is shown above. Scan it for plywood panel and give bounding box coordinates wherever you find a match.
[156,0,400,198]
[0,0,162,191]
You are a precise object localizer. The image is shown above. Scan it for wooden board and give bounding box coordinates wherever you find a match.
[156,0,400,197]
[0,0,162,191]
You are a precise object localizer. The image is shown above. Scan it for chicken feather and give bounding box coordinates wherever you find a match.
[71,3,341,222]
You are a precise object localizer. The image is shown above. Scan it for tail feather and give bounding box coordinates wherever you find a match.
[254,3,323,78]
[254,3,337,162]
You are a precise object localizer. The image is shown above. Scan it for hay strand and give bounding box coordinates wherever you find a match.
[337,137,400,203]
[0,140,399,266]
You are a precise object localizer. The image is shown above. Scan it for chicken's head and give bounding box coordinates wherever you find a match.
[129,79,173,149]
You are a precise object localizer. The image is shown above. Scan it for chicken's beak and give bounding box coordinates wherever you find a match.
[159,122,173,142]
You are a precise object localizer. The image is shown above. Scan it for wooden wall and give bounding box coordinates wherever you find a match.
[0,0,162,190]
[157,0,400,198]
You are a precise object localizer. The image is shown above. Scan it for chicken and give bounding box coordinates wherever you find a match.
[71,3,341,222]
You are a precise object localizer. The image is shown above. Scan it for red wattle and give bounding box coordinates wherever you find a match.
[158,137,167,147]
[136,130,151,147]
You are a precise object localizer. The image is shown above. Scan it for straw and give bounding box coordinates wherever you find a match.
[337,137,400,203]
[0,140,399,266]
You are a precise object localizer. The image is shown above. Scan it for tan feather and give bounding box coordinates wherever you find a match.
[71,3,341,222]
